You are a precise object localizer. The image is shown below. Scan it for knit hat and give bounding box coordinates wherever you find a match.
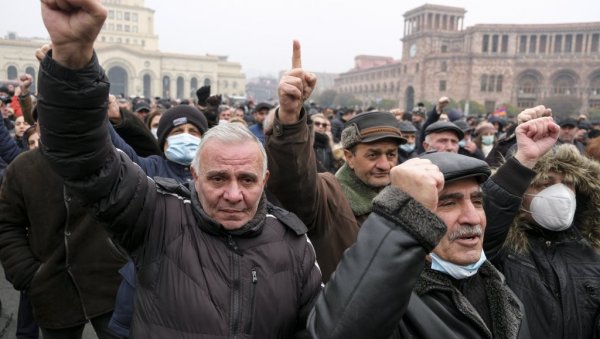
[157,105,208,150]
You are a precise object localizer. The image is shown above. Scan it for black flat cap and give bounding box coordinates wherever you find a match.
[424,121,465,140]
[398,121,418,133]
[559,118,577,128]
[341,111,406,149]
[254,102,273,112]
[421,151,490,184]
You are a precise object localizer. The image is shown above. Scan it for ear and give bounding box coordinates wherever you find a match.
[422,140,430,152]
[191,165,198,180]
[343,149,354,169]
[263,170,270,187]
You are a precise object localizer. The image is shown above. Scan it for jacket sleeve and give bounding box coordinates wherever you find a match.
[295,235,323,339]
[37,51,155,254]
[266,110,359,281]
[111,108,162,157]
[482,157,536,260]
[307,186,447,339]
[0,159,41,291]
[107,120,162,177]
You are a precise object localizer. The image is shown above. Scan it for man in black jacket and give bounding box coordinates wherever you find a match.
[308,116,559,339]
[36,1,321,338]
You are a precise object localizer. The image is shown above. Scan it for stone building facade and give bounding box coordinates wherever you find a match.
[335,4,600,114]
[0,0,245,100]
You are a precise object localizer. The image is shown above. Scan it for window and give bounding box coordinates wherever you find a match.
[539,35,547,53]
[117,11,122,20]
[496,75,503,92]
[501,35,509,53]
[441,45,448,53]
[441,61,447,72]
[108,10,114,19]
[519,35,527,53]
[124,25,130,32]
[117,24,122,31]
[124,12,130,21]
[480,75,488,92]
[482,34,489,53]
[416,63,419,72]
[529,35,537,54]
[565,35,573,53]
[132,13,138,22]
[492,35,499,53]
[575,34,583,53]
[487,75,496,92]
[439,80,447,92]
[592,34,600,53]
[7,66,18,80]
[554,35,562,53]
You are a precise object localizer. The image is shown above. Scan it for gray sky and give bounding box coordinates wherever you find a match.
[2,0,599,78]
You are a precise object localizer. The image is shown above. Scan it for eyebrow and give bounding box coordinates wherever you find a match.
[439,190,483,201]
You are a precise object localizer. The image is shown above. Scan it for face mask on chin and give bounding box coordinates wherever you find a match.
[430,250,487,280]
[525,183,576,231]
[165,133,201,165]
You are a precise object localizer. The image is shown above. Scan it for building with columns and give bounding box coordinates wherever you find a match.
[0,0,245,100]
[335,4,600,114]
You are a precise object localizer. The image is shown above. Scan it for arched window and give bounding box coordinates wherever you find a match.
[190,78,198,94]
[162,76,171,98]
[176,76,184,99]
[107,66,128,96]
[143,74,152,98]
[7,66,18,80]
[204,78,211,87]
[552,73,576,95]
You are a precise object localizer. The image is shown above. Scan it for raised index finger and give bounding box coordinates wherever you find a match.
[292,40,302,69]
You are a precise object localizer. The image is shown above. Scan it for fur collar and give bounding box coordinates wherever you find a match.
[335,163,380,216]
[415,261,524,339]
[505,144,600,253]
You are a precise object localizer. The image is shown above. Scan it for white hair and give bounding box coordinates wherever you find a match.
[191,123,268,176]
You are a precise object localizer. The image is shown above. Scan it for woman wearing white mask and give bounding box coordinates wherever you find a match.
[493,144,600,339]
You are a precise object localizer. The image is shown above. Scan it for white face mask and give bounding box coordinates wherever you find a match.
[430,250,487,280]
[527,183,576,231]
[151,127,158,139]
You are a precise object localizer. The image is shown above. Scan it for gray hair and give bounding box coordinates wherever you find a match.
[191,123,268,176]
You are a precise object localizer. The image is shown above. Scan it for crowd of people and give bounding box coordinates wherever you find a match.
[0,1,600,338]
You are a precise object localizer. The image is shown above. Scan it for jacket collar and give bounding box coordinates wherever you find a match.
[189,182,266,238]
[335,163,380,216]
[415,261,524,339]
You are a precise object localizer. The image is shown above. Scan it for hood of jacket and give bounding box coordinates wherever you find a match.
[505,144,600,253]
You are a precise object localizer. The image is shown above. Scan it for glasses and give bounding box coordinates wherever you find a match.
[314,122,330,128]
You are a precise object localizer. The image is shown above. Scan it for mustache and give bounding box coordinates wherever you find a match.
[448,225,483,241]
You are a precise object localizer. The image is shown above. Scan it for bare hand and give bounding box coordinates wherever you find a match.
[390,158,444,212]
[517,105,552,125]
[463,139,478,154]
[278,40,317,124]
[18,74,33,95]
[41,0,107,69]
[107,95,121,123]
[514,116,559,168]
[436,97,450,115]
[35,43,53,62]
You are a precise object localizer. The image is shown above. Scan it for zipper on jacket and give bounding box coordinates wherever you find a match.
[63,187,89,319]
[229,235,241,339]
[244,269,258,334]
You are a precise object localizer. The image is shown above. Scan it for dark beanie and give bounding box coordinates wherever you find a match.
[157,105,208,150]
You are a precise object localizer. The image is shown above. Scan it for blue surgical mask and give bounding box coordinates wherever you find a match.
[481,135,495,145]
[165,133,201,165]
[458,140,466,148]
[400,143,415,153]
[430,250,487,280]
[151,127,158,139]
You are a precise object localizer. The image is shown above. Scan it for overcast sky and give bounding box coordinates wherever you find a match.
[2,0,599,78]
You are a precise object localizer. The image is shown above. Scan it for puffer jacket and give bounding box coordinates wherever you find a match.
[308,186,529,339]
[0,149,127,328]
[493,144,600,339]
[36,51,321,339]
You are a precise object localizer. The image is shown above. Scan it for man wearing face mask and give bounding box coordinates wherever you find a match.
[491,143,600,339]
[108,104,207,183]
[398,121,418,163]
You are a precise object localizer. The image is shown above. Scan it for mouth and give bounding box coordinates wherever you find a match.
[454,234,481,246]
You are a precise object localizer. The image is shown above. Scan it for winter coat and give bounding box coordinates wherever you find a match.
[111,107,162,157]
[493,144,600,339]
[308,186,530,339]
[0,149,127,329]
[267,112,360,282]
[36,52,321,339]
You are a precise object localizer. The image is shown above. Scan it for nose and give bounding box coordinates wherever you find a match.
[223,182,243,203]
[375,154,392,170]
[458,201,483,226]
